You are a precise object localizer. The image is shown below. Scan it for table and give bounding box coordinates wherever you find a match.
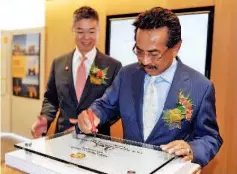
[5,149,200,174]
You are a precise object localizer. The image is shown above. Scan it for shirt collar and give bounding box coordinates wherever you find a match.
[159,58,177,83]
[149,58,178,84]
[74,47,97,61]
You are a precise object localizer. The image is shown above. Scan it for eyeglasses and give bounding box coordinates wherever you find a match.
[74,29,98,37]
[132,45,169,61]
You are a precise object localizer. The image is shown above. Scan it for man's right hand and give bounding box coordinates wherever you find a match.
[31,115,48,138]
[77,110,100,134]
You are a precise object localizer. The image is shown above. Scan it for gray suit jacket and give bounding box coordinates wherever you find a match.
[41,49,122,134]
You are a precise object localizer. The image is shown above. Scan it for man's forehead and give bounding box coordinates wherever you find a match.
[74,19,98,26]
[74,25,99,31]
[136,27,168,45]
[138,27,168,36]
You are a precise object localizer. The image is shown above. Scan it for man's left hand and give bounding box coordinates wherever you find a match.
[160,140,194,162]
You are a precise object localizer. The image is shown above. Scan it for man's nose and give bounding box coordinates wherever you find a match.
[142,54,152,64]
[83,32,90,39]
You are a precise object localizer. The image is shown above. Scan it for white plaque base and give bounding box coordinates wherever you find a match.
[5,149,200,174]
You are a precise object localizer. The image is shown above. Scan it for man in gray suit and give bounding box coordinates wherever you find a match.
[31,6,122,138]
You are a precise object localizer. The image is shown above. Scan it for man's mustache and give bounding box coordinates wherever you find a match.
[139,63,159,70]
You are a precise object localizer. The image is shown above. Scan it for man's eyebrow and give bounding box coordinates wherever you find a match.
[135,45,143,51]
[76,27,97,30]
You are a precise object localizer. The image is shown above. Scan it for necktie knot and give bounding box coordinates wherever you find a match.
[150,76,157,84]
[80,55,87,63]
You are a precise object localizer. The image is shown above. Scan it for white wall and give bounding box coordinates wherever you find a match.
[0,0,45,138]
[0,0,45,30]
[109,12,210,75]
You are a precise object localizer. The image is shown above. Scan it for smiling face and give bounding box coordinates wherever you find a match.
[135,27,181,76]
[72,19,99,55]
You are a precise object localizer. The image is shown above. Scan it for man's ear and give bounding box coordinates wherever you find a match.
[71,25,75,35]
[172,40,182,57]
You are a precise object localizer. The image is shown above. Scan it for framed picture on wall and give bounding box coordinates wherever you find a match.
[12,33,40,99]
[106,6,214,78]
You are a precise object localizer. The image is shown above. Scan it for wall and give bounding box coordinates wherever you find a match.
[0,0,45,30]
[45,0,237,173]
[10,28,45,138]
[45,0,214,79]
[204,0,237,173]
[0,29,45,138]
[0,0,45,138]
[1,31,12,132]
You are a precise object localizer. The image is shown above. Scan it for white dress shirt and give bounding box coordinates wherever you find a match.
[72,47,97,89]
[143,58,178,140]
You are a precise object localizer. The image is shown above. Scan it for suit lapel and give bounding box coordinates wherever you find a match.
[163,60,191,111]
[63,51,78,107]
[78,77,92,106]
[132,65,146,141]
[146,59,191,142]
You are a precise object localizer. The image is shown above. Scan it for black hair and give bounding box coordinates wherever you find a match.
[133,7,181,48]
[73,6,99,24]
